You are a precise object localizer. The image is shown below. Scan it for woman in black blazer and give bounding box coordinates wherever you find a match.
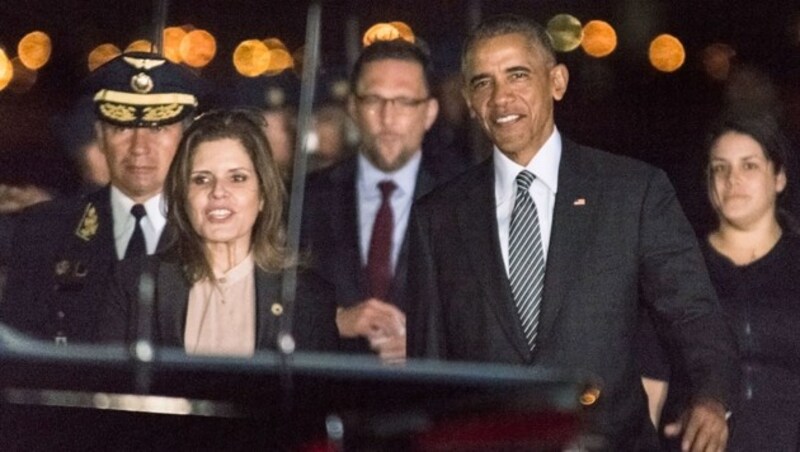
[100,109,337,355]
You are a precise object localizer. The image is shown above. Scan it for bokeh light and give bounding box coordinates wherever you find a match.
[233,39,271,77]
[581,20,617,58]
[163,26,188,63]
[702,43,735,81]
[0,48,9,82]
[88,43,121,71]
[263,37,289,52]
[649,34,685,73]
[362,22,415,47]
[547,14,583,52]
[389,21,415,43]
[180,29,216,68]
[0,55,13,91]
[17,31,51,70]
[126,39,153,53]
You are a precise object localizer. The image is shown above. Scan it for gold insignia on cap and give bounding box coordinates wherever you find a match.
[271,303,283,316]
[75,203,99,241]
[99,103,137,123]
[131,72,154,94]
[143,104,184,122]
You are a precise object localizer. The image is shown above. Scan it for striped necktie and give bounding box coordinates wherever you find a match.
[508,170,545,351]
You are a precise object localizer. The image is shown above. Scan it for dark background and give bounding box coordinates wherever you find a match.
[1,0,800,229]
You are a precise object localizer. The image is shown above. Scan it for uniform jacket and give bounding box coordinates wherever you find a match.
[1,187,171,343]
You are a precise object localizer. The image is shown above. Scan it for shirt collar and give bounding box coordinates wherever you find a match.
[110,185,166,229]
[494,128,561,205]
[357,150,422,198]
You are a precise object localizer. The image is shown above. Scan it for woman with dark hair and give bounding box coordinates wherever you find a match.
[100,109,337,355]
[643,113,800,450]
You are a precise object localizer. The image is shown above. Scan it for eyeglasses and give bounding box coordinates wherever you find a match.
[355,94,430,112]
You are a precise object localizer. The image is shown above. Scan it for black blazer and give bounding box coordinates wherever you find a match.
[406,139,740,448]
[301,151,466,352]
[99,247,338,353]
[1,187,171,343]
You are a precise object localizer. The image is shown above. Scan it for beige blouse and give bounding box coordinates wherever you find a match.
[184,254,257,357]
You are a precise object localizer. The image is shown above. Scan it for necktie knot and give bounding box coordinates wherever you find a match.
[131,204,147,221]
[378,180,397,200]
[125,204,147,259]
[515,170,536,191]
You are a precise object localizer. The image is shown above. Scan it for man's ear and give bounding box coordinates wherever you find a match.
[424,98,439,131]
[550,63,569,101]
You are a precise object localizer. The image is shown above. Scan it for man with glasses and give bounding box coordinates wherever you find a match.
[301,39,465,361]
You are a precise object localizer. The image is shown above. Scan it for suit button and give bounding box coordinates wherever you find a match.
[57,311,65,319]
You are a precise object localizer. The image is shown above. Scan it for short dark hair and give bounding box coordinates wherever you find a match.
[461,14,556,74]
[349,39,434,95]
[164,108,292,282]
[706,112,798,229]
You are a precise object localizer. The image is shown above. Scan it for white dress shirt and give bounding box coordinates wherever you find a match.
[357,151,422,272]
[494,128,562,274]
[110,186,167,259]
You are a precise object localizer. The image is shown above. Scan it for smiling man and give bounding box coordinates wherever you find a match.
[1,52,202,344]
[301,39,466,361]
[406,14,739,451]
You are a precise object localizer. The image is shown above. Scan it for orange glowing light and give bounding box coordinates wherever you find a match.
[17,31,52,70]
[233,39,271,77]
[0,48,9,81]
[0,56,13,91]
[126,39,153,53]
[180,29,216,68]
[581,20,617,58]
[88,43,121,71]
[263,37,289,52]
[547,14,583,52]
[389,21,415,43]
[649,34,685,73]
[363,23,401,47]
[263,48,294,75]
[163,26,188,63]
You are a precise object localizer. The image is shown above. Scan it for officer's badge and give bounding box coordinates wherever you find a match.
[75,203,99,241]
[131,72,154,94]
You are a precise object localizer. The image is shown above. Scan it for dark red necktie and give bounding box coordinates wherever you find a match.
[367,180,397,299]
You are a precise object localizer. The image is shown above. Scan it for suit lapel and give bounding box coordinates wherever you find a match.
[156,257,190,347]
[255,269,282,349]
[538,140,598,347]
[330,159,367,304]
[390,158,438,311]
[458,160,532,361]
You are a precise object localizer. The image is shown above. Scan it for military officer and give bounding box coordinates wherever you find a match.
[0,51,203,344]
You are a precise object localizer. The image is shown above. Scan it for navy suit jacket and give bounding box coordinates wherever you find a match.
[406,139,739,448]
[98,247,339,352]
[1,187,171,343]
[301,151,466,352]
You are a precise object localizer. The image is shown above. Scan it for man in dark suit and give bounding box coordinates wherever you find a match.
[406,14,738,450]
[302,40,465,361]
[1,52,202,344]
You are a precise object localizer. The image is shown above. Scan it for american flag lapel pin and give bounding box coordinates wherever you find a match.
[573,197,586,206]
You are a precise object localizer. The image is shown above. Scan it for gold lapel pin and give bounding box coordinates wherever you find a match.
[75,203,99,241]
